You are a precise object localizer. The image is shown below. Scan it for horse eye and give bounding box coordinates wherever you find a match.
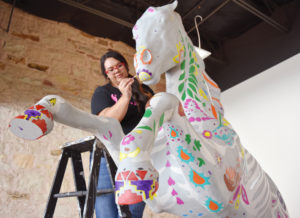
[140,49,152,65]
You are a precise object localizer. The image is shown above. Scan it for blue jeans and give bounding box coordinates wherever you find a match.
[94,156,145,218]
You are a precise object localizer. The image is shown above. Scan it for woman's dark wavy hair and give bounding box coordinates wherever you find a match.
[100,50,153,113]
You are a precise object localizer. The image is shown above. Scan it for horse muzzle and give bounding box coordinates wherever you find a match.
[137,68,153,82]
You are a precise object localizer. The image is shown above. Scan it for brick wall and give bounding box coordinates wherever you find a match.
[0,1,174,217]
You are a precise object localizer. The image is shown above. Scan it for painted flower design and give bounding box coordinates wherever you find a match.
[103,130,112,141]
[215,153,223,167]
[137,68,152,76]
[202,130,212,139]
[121,134,135,145]
[24,109,41,120]
[137,68,153,82]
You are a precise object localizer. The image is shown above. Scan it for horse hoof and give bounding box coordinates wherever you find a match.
[9,104,54,140]
[115,167,159,205]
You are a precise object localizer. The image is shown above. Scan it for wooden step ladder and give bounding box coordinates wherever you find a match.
[43,136,130,218]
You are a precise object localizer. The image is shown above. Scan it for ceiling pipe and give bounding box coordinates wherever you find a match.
[58,0,134,28]
[188,0,288,35]
[231,0,288,33]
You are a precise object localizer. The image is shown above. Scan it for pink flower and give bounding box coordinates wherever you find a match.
[122,134,135,145]
[202,130,212,139]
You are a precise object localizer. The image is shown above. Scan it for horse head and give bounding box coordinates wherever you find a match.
[133,1,184,85]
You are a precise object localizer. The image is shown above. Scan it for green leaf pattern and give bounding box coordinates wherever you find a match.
[137,126,152,131]
[179,72,185,80]
[185,134,191,144]
[188,77,197,87]
[185,132,206,167]
[193,139,202,151]
[181,91,186,101]
[188,83,197,94]
[177,33,202,103]
[197,158,206,167]
[187,88,193,98]
[178,82,184,93]
[180,60,185,70]
[144,108,152,118]
[159,113,165,127]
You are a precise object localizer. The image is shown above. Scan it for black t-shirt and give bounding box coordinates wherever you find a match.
[91,83,154,134]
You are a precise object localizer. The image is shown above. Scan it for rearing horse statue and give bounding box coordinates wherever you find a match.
[114,1,288,217]
[9,1,288,217]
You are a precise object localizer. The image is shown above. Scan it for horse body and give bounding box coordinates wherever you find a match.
[9,1,288,217]
[115,1,288,217]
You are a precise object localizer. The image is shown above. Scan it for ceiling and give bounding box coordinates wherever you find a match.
[3,0,299,90]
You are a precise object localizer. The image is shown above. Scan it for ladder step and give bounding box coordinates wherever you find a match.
[96,188,115,195]
[54,191,87,198]
[54,189,115,198]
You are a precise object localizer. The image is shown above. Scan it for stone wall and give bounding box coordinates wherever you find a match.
[0,1,174,217]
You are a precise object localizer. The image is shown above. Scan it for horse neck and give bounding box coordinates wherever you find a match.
[165,64,181,95]
[165,30,203,103]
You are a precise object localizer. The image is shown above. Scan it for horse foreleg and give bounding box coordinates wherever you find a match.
[9,95,124,163]
[115,92,181,205]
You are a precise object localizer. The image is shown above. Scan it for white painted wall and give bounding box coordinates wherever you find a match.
[221,53,300,217]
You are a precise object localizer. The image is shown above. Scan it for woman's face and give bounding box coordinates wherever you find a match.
[104,57,129,86]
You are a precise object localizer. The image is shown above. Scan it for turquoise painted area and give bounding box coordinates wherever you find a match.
[205,197,224,213]
[189,169,210,189]
[177,145,194,164]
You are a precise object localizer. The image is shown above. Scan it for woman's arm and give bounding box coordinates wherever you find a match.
[98,78,134,121]
[98,95,130,121]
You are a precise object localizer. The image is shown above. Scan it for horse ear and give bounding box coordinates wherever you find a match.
[170,0,178,11]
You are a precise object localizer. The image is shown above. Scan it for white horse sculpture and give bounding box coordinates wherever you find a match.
[9,1,288,217]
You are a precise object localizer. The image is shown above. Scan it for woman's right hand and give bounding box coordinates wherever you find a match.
[118,78,134,100]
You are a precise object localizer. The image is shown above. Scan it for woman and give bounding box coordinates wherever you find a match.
[91,50,154,218]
